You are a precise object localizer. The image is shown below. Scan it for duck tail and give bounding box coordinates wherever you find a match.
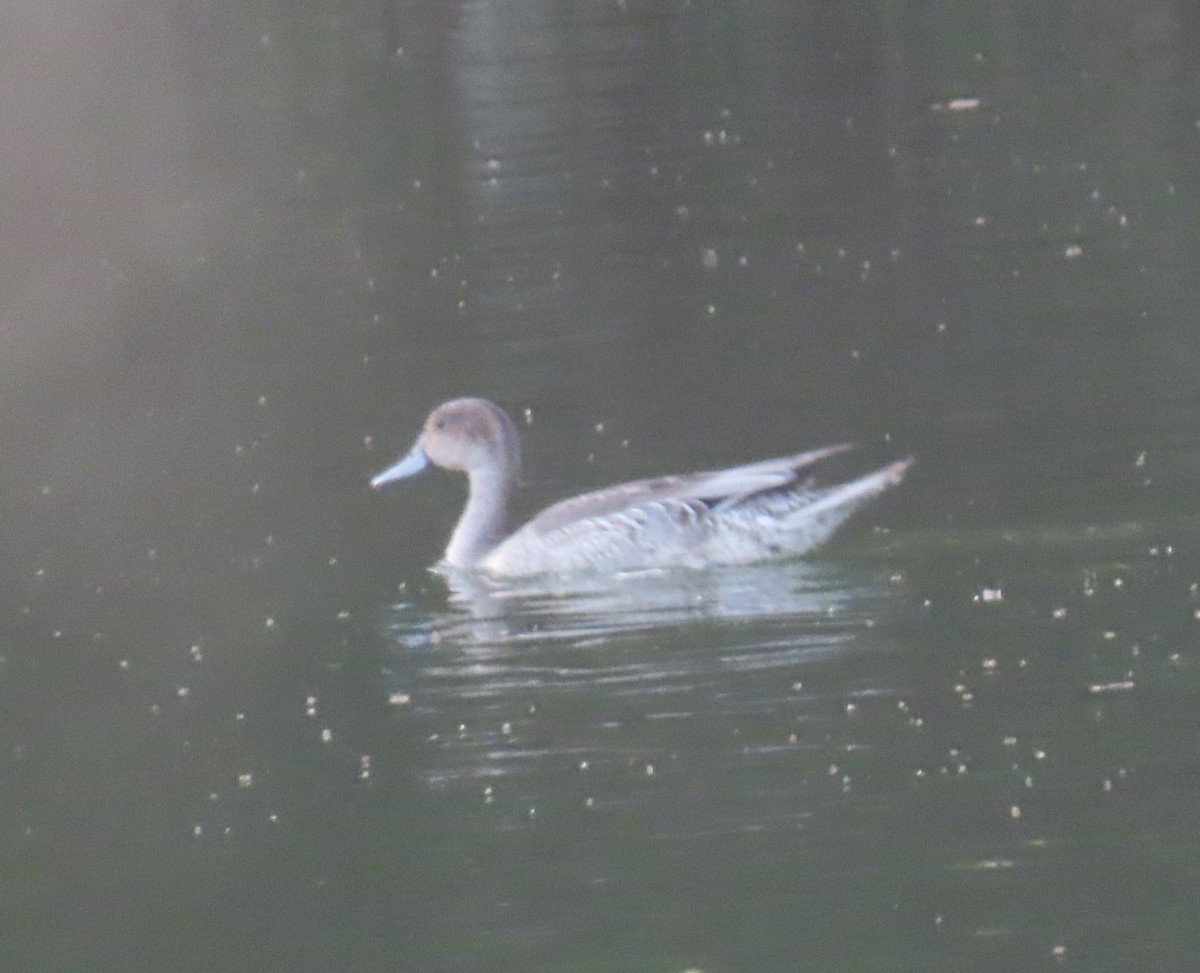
[780,457,913,546]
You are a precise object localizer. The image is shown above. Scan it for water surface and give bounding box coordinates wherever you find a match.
[3,1,1200,970]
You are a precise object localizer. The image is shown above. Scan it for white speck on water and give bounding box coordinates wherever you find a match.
[305,696,317,717]
[701,248,719,270]
[1010,805,1022,820]
[1087,680,1135,694]
[321,728,332,743]
[193,825,203,837]
[237,773,254,788]
[1064,244,1083,259]
[522,407,534,425]
[388,692,411,706]
[176,686,189,699]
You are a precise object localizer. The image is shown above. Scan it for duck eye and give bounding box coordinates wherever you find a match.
[434,418,446,430]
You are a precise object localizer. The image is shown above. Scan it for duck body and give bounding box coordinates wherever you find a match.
[371,398,911,578]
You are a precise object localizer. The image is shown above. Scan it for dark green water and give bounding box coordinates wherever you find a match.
[3,1,1200,970]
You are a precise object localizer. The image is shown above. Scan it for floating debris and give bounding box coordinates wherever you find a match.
[1087,680,1135,694]
[932,97,981,112]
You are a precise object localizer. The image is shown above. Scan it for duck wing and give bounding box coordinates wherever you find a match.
[520,443,855,536]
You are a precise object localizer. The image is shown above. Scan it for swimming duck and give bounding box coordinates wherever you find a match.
[371,398,911,577]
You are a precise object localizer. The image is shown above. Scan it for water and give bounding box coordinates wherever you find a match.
[3,1,1200,970]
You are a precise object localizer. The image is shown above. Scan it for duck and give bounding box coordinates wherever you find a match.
[370,398,911,577]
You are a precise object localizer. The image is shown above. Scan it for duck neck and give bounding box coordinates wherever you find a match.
[444,467,516,567]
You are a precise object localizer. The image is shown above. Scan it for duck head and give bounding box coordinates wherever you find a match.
[371,398,522,488]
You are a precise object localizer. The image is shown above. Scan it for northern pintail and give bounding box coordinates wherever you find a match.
[371,398,911,577]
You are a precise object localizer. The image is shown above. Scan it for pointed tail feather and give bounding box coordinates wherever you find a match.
[781,457,913,549]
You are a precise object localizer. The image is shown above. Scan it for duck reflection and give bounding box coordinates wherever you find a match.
[378,559,902,831]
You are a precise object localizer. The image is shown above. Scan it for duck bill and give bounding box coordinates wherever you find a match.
[370,443,430,488]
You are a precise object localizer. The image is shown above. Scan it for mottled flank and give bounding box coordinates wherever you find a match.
[372,398,911,577]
